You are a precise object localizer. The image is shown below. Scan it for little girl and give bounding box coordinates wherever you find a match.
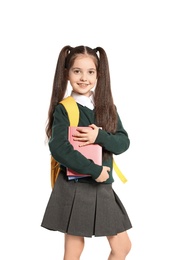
[41,45,132,260]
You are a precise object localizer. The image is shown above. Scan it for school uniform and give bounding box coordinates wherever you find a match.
[41,92,132,237]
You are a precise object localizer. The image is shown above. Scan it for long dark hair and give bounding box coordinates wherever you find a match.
[46,45,117,142]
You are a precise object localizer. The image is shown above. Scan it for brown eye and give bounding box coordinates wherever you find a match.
[89,70,95,75]
[74,69,80,74]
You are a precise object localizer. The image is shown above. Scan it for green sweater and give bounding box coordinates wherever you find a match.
[49,103,130,184]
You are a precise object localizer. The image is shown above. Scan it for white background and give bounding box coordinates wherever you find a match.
[0,0,173,259]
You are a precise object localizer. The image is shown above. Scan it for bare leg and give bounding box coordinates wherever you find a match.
[63,234,85,260]
[107,231,131,260]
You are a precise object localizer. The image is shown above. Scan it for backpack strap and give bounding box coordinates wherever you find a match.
[51,96,79,189]
[113,160,127,183]
[60,96,79,126]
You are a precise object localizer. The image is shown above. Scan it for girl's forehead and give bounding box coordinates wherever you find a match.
[73,54,96,66]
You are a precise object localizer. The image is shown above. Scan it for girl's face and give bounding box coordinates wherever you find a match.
[68,55,97,97]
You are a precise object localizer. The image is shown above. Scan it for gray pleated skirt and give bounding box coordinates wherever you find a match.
[41,172,132,237]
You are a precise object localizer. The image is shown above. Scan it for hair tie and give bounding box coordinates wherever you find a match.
[66,46,73,55]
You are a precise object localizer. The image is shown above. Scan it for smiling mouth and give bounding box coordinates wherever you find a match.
[78,83,89,87]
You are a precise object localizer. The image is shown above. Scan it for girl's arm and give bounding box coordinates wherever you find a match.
[94,113,130,155]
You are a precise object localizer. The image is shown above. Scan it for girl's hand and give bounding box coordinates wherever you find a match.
[95,166,110,182]
[73,124,99,147]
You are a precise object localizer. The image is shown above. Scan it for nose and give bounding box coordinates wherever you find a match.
[80,73,87,81]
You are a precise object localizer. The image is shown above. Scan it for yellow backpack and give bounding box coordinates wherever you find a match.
[50,96,127,188]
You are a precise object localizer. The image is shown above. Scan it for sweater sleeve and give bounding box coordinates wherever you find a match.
[49,104,102,180]
[95,113,130,155]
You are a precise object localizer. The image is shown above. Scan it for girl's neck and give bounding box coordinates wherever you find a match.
[71,91,94,110]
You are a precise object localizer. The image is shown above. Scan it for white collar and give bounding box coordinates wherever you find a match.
[71,91,95,110]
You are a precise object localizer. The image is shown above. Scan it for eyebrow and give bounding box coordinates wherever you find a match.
[72,67,96,71]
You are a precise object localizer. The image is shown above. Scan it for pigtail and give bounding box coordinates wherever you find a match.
[46,45,71,139]
[94,47,117,133]
[51,45,71,104]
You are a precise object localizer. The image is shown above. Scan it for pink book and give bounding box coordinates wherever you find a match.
[67,126,102,180]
